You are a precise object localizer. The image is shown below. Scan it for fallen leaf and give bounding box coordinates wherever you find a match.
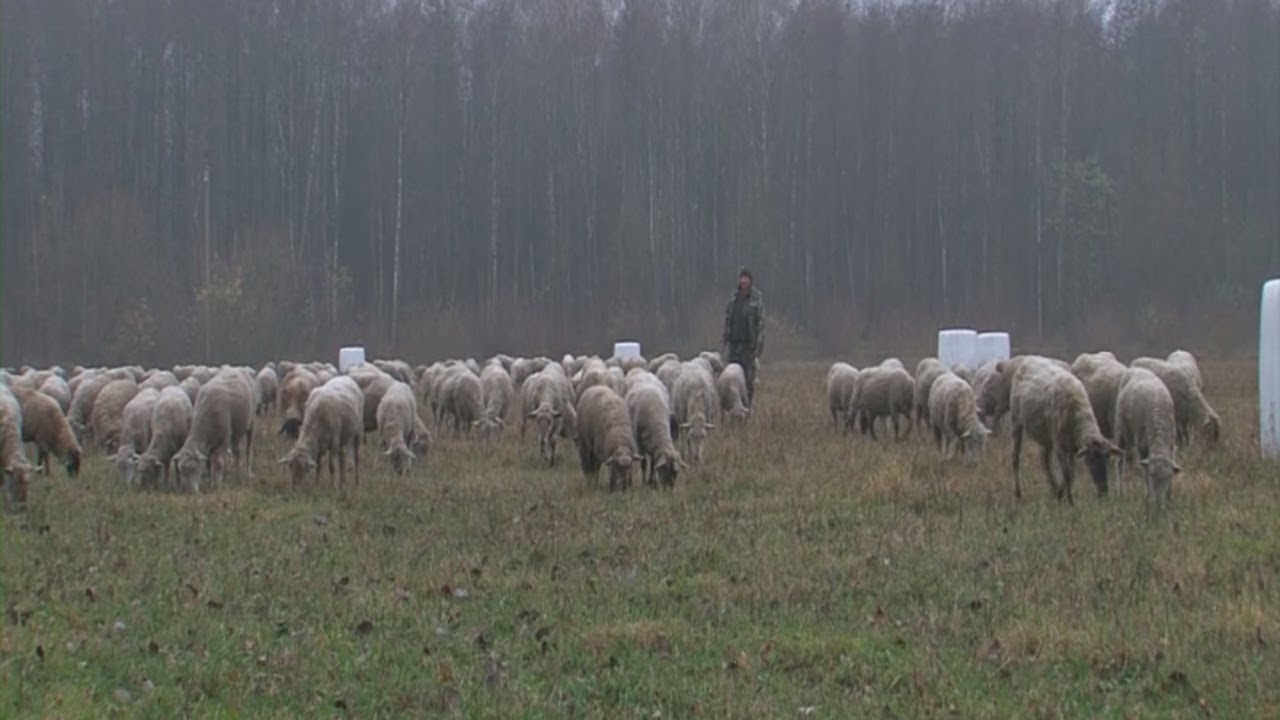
[148,640,159,655]
[356,620,374,635]
[438,662,455,683]
[85,587,97,602]
[35,645,44,660]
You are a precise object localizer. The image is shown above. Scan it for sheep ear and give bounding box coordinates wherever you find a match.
[704,423,715,430]
[552,411,563,419]
[526,411,537,419]
[1173,462,1182,473]
[680,422,690,429]
[383,447,394,457]
[277,456,289,465]
[1139,458,1150,468]
[633,454,645,464]
[496,417,506,428]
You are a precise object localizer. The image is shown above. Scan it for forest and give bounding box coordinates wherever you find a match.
[2,0,1278,365]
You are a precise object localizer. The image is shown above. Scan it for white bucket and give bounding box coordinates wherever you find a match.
[613,341,642,359]
[937,329,978,368]
[976,332,1011,366]
[338,346,366,373]
[1261,280,1280,459]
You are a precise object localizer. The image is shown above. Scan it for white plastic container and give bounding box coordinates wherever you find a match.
[976,332,1011,367]
[1261,279,1280,459]
[937,329,978,368]
[613,341,642,359]
[338,346,366,373]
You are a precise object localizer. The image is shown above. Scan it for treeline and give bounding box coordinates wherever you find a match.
[3,0,1278,366]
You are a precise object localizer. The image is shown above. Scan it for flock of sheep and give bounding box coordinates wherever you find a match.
[0,350,755,511]
[828,349,1221,504]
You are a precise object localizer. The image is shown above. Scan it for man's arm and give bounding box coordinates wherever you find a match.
[753,292,765,358]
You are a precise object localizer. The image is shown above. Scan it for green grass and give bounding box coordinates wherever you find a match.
[3,361,1279,717]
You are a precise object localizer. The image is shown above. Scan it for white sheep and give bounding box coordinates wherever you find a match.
[280,376,364,489]
[173,369,256,493]
[255,366,279,415]
[575,386,643,491]
[38,375,72,414]
[521,366,577,466]
[913,358,948,433]
[1,386,40,511]
[1008,357,1119,504]
[1166,350,1204,391]
[1071,351,1128,440]
[439,367,484,435]
[478,362,514,440]
[114,388,159,486]
[826,363,859,432]
[140,371,179,392]
[848,366,914,441]
[672,363,717,464]
[928,373,989,463]
[1114,367,1181,503]
[625,378,684,488]
[376,381,418,475]
[90,378,141,454]
[1129,357,1221,446]
[137,387,193,490]
[716,363,751,424]
[67,371,115,444]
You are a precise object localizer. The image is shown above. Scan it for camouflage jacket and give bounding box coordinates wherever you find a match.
[722,287,765,355]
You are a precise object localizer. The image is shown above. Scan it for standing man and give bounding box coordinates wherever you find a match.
[721,266,765,407]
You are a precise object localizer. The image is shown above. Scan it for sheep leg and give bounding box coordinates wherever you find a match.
[933,426,944,457]
[37,449,50,476]
[336,447,347,491]
[1056,451,1075,505]
[352,437,361,486]
[245,427,254,482]
[1010,425,1024,499]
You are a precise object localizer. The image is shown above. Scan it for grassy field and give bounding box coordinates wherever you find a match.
[2,360,1278,718]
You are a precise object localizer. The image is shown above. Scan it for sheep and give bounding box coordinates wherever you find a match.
[913,358,949,432]
[1114,368,1181,503]
[879,358,908,373]
[951,363,974,385]
[376,381,418,475]
[672,363,717,464]
[477,362,515,440]
[647,353,680,372]
[1129,357,1221,446]
[698,351,726,376]
[826,363,859,432]
[575,386,643,491]
[1166,350,1204,391]
[465,358,482,376]
[38,375,71,414]
[974,355,1069,433]
[279,376,364,489]
[510,358,537,388]
[90,379,140,453]
[136,387,193,490]
[560,354,583,378]
[173,369,256,493]
[439,368,484,435]
[848,366,914,441]
[355,371,395,434]
[928,373,989,463]
[373,359,415,387]
[255,366,279,416]
[178,376,202,404]
[114,388,159,486]
[717,363,751,424]
[1071,351,1128,440]
[605,366,628,398]
[1008,357,1120,504]
[67,371,115,444]
[625,379,685,488]
[12,386,81,477]
[140,371,178,392]
[656,360,684,397]
[411,414,434,458]
[521,366,577,466]
[574,359,610,398]
[618,356,648,374]
[278,368,319,438]
[1,386,40,511]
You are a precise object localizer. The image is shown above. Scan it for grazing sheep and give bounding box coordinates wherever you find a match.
[38,375,71,414]
[521,366,576,465]
[951,363,974,385]
[698,351,726,376]
[625,379,684,488]
[647,353,679,372]
[374,359,416,387]
[173,369,256,493]
[90,379,141,454]
[1114,368,1181,503]
[913,358,949,432]
[12,386,81,477]
[355,371,395,434]
[279,376,364,489]
[376,381,418,475]
[255,366,279,415]
[439,368,484,435]
[278,369,319,439]
[880,358,908,373]
[1166,350,1204,391]
[848,366,914,441]
[478,362,515,440]
[928,373,989,463]
[178,376,202,404]
[137,387,193,490]
[717,363,751,424]
[1008,358,1119,504]
[1130,357,1221,446]
[1,386,40,511]
[672,363,717,464]
[826,363,859,432]
[574,359,610,398]
[67,371,115,444]
[1071,351,1128,440]
[974,356,1069,433]
[114,388,159,486]
[510,358,537,388]
[575,386,643,491]
[605,367,628,398]
[140,371,178,392]
[411,414,434,458]
[656,360,683,397]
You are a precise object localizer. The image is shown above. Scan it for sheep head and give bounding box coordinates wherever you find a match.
[114,445,141,487]
[1077,437,1121,497]
[64,447,82,477]
[384,444,416,476]
[4,461,38,511]
[1140,456,1181,503]
[604,450,643,491]
[136,453,164,489]
[961,426,990,465]
[174,449,208,492]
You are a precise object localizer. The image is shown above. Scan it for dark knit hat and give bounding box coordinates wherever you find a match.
[738,266,753,281]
